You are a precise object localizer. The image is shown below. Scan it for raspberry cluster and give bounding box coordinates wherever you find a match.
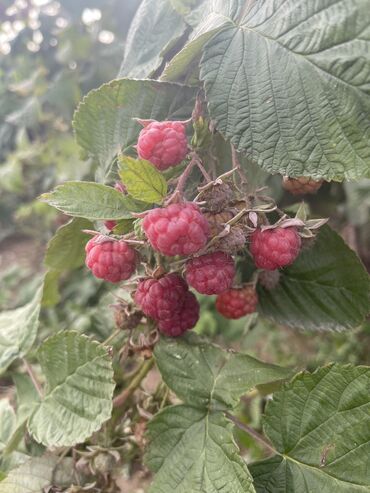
[135,273,199,337]
[83,119,310,334]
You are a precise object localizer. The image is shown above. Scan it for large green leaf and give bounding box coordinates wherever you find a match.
[250,364,370,492]
[40,181,144,220]
[28,331,115,447]
[73,79,196,180]
[119,0,186,79]
[0,288,42,375]
[0,455,57,493]
[44,217,93,271]
[257,226,370,331]
[119,156,167,204]
[154,334,291,409]
[146,405,256,493]
[200,0,370,180]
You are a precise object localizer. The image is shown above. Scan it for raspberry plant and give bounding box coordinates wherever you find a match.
[1,1,370,492]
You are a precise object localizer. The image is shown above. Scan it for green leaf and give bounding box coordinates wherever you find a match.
[146,405,256,493]
[0,455,57,493]
[119,156,167,203]
[154,334,291,409]
[44,217,93,271]
[119,0,186,79]
[258,226,370,331]
[27,331,115,447]
[73,79,196,180]
[250,364,370,492]
[200,0,370,180]
[0,287,42,375]
[40,181,144,220]
[0,401,16,452]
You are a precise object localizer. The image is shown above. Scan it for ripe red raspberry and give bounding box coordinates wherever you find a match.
[142,202,209,256]
[250,227,301,270]
[104,182,127,231]
[216,286,258,319]
[137,121,188,170]
[185,251,235,295]
[85,236,137,283]
[283,176,323,195]
[158,291,200,337]
[134,273,188,320]
[259,270,281,290]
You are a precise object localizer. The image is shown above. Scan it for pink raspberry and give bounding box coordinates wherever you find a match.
[85,235,137,283]
[283,176,323,195]
[158,291,200,337]
[104,183,127,231]
[185,251,235,295]
[134,273,188,320]
[137,121,188,171]
[250,227,301,270]
[142,202,209,256]
[216,287,258,319]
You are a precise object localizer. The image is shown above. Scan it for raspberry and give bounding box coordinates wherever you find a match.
[142,202,209,256]
[283,176,323,195]
[137,121,188,171]
[185,251,235,295]
[104,183,127,231]
[250,227,301,270]
[134,273,188,320]
[216,286,258,319]
[85,236,137,283]
[158,291,200,337]
[259,270,281,290]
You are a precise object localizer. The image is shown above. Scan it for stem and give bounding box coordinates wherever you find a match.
[196,160,212,182]
[165,153,199,204]
[22,358,43,398]
[225,412,276,455]
[113,358,154,408]
[102,329,121,347]
[231,144,248,189]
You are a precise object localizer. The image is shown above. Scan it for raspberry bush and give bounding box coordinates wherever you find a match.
[1,1,370,492]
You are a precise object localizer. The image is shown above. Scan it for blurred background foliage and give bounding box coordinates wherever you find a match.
[0,1,369,487]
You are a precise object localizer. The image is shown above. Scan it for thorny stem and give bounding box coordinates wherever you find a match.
[22,358,43,398]
[225,412,276,456]
[113,358,154,408]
